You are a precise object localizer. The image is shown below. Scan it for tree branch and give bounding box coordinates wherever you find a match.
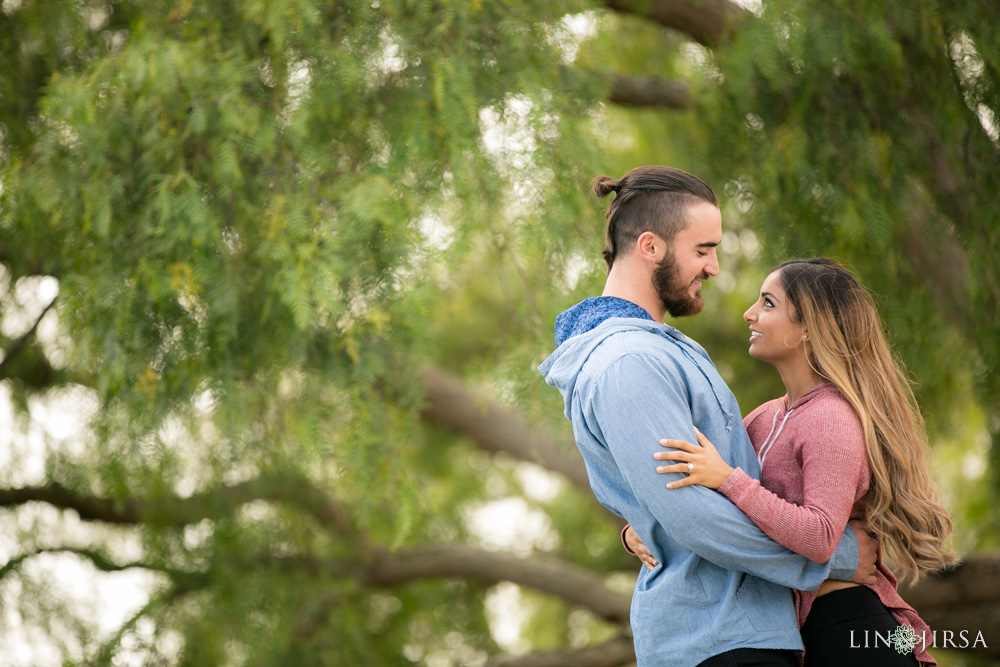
[371,544,631,623]
[0,483,146,524]
[601,0,745,47]
[900,552,1000,610]
[899,553,1000,660]
[897,193,973,335]
[609,73,691,109]
[420,368,592,494]
[12,542,1000,660]
[0,474,630,622]
[0,546,208,590]
[487,635,635,667]
[262,544,631,623]
[93,581,206,664]
[27,539,633,625]
[0,473,357,538]
[0,293,57,374]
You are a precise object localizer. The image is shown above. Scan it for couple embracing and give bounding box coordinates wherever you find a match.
[539,166,955,666]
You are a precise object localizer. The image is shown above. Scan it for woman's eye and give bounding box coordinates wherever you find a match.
[763,298,774,307]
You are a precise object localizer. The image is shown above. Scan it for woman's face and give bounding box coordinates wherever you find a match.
[743,270,808,367]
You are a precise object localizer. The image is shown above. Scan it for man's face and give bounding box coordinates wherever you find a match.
[652,202,721,318]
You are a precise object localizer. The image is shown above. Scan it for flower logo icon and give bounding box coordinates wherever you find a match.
[889,624,919,655]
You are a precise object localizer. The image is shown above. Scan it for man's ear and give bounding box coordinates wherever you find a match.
[635,231,664,262]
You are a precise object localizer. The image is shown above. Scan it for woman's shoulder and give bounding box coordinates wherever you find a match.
[743,384,864,437]
[794,384,866,440]
[798,384,860,417]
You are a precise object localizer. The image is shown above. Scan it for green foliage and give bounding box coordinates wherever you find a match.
[0,0,607,662]
[698,0,1000,401]
[1,0,997,664]
[693,0,1000,528]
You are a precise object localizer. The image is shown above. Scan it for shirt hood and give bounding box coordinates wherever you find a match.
[785,382,839,412]
[553,296,653,347]
[539,297,673,418]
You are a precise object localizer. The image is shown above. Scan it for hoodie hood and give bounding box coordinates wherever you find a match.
[553,296,653,347]
[786,382,839,412]
[540,298,676,419]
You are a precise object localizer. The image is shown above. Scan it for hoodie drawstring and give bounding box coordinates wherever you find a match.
[757,408,795,468]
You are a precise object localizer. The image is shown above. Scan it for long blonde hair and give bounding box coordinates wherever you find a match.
[777,258,956,580]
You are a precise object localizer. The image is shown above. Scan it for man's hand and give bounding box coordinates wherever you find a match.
[848,519,878,585]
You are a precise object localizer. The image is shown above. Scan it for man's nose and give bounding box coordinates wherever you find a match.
[705,253,720,277]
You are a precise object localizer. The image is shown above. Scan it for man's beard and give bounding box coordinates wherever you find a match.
[653,254,707,318]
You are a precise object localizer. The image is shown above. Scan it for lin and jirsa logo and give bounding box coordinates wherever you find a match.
[888,625,919,655]
[850,624,989,653]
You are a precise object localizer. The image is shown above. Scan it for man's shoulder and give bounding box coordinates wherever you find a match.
[579,328,691,385]
[584,327,675,361]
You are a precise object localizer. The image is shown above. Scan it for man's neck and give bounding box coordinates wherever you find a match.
[603,266,665,322]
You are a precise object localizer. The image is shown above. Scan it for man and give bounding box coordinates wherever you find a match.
[538,166,877,666]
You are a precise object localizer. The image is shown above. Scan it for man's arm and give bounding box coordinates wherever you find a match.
[716,407,867,562]
[587,352,859,590]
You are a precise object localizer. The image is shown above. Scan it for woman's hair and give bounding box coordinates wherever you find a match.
[592,166,718,271]
[776,258,957,580]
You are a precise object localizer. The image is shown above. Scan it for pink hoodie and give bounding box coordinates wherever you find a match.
[718,383,935,665]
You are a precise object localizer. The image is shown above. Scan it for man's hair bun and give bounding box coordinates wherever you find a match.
[592,176,622,199]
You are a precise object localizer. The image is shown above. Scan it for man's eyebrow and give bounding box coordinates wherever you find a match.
[696,241,720,248]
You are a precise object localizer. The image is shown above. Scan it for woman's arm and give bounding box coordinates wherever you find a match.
[655,410,867,563]
[621,523,659,570]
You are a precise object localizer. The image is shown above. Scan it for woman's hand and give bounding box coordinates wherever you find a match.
[624,525,659,571]
[654,427,734,490]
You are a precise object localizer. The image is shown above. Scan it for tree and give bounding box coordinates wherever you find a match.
[596,0,1000,532]
[1,0,997,665]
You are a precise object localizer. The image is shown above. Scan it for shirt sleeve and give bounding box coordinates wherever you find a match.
[717,402,867,563]
[587,353,858,589]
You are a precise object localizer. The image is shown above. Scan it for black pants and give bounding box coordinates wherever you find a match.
[801,586,920,666]
[697,648,798,667]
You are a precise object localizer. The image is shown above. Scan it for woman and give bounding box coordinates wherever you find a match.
[624,258,955,666]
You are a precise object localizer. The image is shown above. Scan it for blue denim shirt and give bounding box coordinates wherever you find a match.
[539,299,859,666]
